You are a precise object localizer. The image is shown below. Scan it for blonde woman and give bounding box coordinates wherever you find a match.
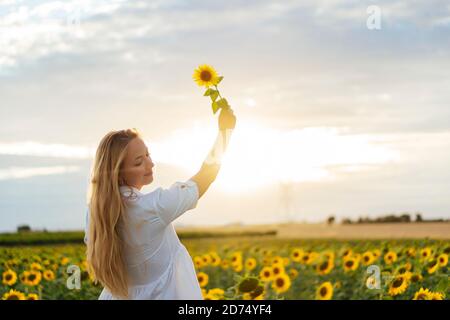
[84,106,236,299]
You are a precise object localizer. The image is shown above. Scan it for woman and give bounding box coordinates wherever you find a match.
[84,106,236,299]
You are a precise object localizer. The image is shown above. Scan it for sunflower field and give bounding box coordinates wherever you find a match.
[1,238,449,300]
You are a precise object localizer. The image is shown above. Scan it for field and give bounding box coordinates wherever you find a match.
[1,229,449,300]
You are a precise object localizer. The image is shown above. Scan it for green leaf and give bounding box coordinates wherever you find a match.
[217,98,229,110]
[203,88,212,96]
[436,276,448,293]
[216,76,224,84]
[211,101,220,114]
[210,90,219,102]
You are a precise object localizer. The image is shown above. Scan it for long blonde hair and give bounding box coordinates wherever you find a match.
[86,128,140,299]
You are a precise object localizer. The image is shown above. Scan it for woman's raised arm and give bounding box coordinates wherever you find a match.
[189,106,236,199]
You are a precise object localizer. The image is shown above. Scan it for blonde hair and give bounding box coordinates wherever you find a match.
[86,128,140,299]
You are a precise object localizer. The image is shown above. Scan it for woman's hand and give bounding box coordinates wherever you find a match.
[218,102,236,130]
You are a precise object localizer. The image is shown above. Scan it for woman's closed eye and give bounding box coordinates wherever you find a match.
[135,153,150,166]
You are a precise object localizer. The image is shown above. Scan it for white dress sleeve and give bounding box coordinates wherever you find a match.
[153,179,199,226]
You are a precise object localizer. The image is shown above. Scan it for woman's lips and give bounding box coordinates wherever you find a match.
[144,172,153,176]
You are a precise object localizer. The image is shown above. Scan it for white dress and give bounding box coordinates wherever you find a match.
[84,179,203,300]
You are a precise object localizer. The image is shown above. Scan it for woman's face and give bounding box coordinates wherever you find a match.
[120,137,154,190]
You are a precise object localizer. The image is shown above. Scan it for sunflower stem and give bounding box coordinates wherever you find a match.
[214,85,223,99]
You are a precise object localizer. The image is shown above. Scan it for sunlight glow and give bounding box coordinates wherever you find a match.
[148,121,401,193]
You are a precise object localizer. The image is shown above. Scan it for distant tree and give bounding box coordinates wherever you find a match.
[342,218,352,225]
[416,213,423,222]
[400,214,411,223]
[17,225,31,233]
[327,216,335,225]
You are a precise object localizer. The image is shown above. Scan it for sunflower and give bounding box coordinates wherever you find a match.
[412,288,432,300]
[261,256,271,266]
[245,258,257,271]
[420,248,432,261]
[289,268,299,279]
[201,254,212,266]
[259,266,273,282]
[437,253,448,267]
[43,269,55,281]
[196,272,209,288]
[384,251,398,265]
[60,257,70,266]
[194,256,204,269]
[2,269,17,286]
[291,248,304,262]
[232,261,243,272]
[26,293,39,300]
[192,64,220,88]
[323,251,335,262]
[410,273,423,283]
[221,259,230,270]
[271,264,285,277]
[372,249,381,259]
[24,270,42,286]
[271,256,284,266]
[210,252,222,267]
[343,257,359,272]
[316,282,333,300]
[238,277,259,293]
[396,262,412,275]
[208,288,225,299]
[388,274,409,296]
[430,292,444,300]
[342,248,352,259]
[30,262,42,271]
[249,285,265,300]
[271,273,291,294]
[301,252,318,265]
[406,247,416,258]
[2,289,26,300]
[203,293,219,300]
[231,251,243,265]
[426,259,439,274]
[316,259,334,275]
[362,251,376,266]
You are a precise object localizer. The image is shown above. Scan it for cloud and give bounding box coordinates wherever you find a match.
[0,165,80,180]
[0,141,95,158]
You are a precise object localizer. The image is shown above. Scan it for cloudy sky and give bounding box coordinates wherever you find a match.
[1,0,450,232]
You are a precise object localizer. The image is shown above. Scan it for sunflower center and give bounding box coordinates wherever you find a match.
[320,262,329,270]
[28,274,36,281]
[200,71,212,81]
[320,287,328,296]
[5,274,12,281]
[276,278,285,287]
[392,278,403,288]
[7,294,20,300]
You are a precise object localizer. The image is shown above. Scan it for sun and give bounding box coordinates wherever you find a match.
[149,120,399,194]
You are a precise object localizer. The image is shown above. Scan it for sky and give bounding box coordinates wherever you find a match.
[1,0,450,232]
